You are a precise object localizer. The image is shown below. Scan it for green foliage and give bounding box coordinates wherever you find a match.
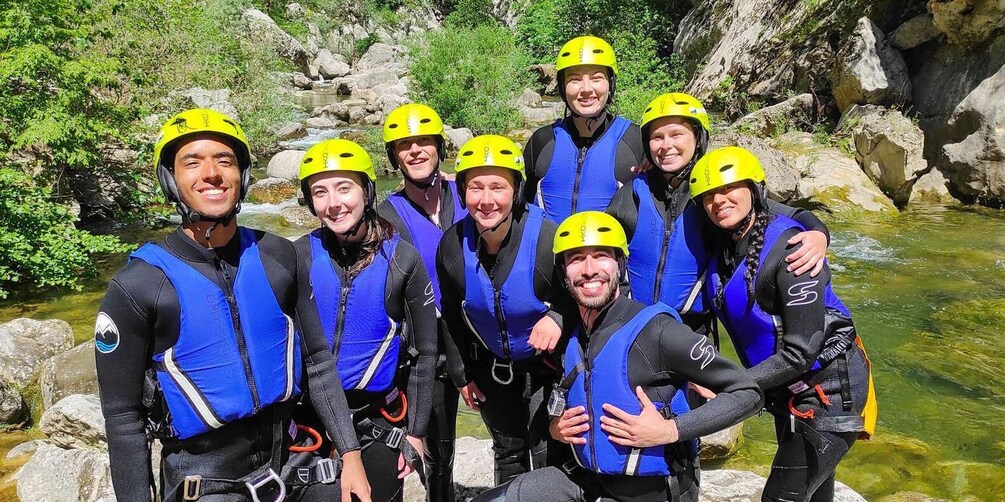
[610,32,687,122]
[0,168,131,298]
[410,25,533,134]
[445,0,496,28]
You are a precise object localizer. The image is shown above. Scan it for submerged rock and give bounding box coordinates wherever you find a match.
[249,178,298,205]
[17,443,113,502]
[39,340,98,410]
[281,206,317,228]
[0,318,74,387]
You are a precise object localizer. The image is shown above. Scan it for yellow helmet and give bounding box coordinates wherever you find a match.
[454,135,526,180]
[556,36,618,75]
[553,211,629,257]
[153,108,252,220]
[299,139,376,182]
[383,103,446,143]
[689,146,766,199]
[640,93,711,134]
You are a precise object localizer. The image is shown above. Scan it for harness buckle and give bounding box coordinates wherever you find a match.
[182,475,202,501]
[385,426,405,450]
[316,458,338,484]
[491,359,514,385]
[245,468,286,502]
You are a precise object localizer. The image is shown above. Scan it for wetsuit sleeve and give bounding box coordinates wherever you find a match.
[765,199,830,243]
[393,244,437,437]
[95,271,158,501]
[747,230,832,390]
[614,123,645,185]
[630,316,763,442]
[522,126,553,204]
[436,228,472,387]
[292,239,361,455]
[534,221,575,333]
[605,184,639,241]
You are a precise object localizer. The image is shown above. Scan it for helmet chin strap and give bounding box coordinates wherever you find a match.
[403,169,440,201]
[181,203,240,243]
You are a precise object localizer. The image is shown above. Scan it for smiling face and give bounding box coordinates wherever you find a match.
[172,134,242,219]
[563,64,611,118]
[393,135,439,181]
[562,246,621,309]
[463,166,517,231]
[308,171,368,234]
[702,181,754,231]
[648,116,698,174]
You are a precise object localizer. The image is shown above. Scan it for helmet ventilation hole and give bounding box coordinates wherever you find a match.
[500,149,513,155]
[719,164,734,172]
[420,118,431,123]
[461,150,474,156]
[597,227,611,232]
[340,152,354,158]
[388,123,399,129]
[559,230,571,237]
[592,49,604,54]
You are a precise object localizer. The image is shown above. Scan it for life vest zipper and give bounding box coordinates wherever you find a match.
[583,333,597,471]
[570,146,587,214]
[333,275,354,357]
[218,258,260,412]
[489,264,511,359]
[652,192,681,303]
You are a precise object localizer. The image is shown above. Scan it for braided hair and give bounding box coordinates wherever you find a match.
[742,210,772,307]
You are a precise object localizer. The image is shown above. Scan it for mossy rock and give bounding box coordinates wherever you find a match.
[899,299,1005,398]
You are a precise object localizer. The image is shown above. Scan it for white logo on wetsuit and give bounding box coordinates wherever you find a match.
[423,282,435,307]
[94,312,120,354]
[786,280,819,307]
[689,338,715,370]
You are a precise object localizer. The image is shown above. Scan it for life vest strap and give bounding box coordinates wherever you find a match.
[181,466,285,502]
[355,417,427,486]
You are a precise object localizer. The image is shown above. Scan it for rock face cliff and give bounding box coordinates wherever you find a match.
[675,0,1005,206]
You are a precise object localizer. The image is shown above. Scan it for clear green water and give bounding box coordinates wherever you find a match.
[3,200,1003,500]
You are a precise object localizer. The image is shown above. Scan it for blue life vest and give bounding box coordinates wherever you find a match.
[538,116,632,222]
[460,205,549,361]
[627,176,709,314]
[707,215,851,368]
[563,304,689,476]
[309,231,403,393]
[384,180,465,311]
[133,228,302,440]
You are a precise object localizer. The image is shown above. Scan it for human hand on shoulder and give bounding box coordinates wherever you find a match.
[785,230,828,277]
[630,157,653,175]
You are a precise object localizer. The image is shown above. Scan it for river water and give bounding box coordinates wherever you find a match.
[1,91,1002,500]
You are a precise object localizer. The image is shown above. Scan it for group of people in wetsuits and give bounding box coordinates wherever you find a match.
[95,35,877,502]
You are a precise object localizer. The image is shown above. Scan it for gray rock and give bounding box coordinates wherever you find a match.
[908,168,955,205]
[518,88,542,108]
[379,94,411,117]
[404,437,493,502]
[711,131,800,202]
[276,121,307,141]
[837,105,928,206]
[0,318,74,387]
[508,129,534,141]
[39,341,97,411]
[341,98,369,108]
[291,72,312,89]
[444,128,474,152]
[734,94,817,137]
[938,63,1005,203]
[888,14,941,50]
[40,394,106,450]
[363,113,384,125]
[5,439,43,460]
[699,423,743,462]
[699,469,864,501]
[830,17,912,113]
[281,206,317,228]
[348,106,368,123]
[17,443,113,502]
[350,69,401,91]
[529,63,558,96]
[241,8,309,70]
[304,116,343,129]
[519,103,561,125]
[249,178,298,204]
[355,43,408,72]
[285,2,305,18]
[305,63,320,81]
[314,49,351,79]
[176,87,240,121]
[267,150,307,181]
[788,143,898,213]
[0,378,26,424]
[930,0,1005,48]
[311,102,350,122]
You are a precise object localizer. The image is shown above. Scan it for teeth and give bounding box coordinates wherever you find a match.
[582,281,602,291]
[204,189,223,195]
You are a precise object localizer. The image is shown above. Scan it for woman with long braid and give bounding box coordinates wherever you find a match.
[691,146,877,502]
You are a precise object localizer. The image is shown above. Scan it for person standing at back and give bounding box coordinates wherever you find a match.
[523,36,645,223]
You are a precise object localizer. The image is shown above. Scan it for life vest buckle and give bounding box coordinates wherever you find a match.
[316,458,338,484]
[245,468,286,502]
[491,359,515,385]
[182,475,202,501]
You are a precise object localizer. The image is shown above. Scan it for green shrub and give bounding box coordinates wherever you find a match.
[410,25,533,134]
[610,32,687,122]
[445,0,496,28]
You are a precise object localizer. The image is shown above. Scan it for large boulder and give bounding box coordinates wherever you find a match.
[281,206,317,228]
[17,443,113,502]
[39,341,98,410]
[699,423,743,462]
[699,469,865,501]
[249,178,298,205]
[888,13,941,50]
[837,105,929,205]
[830,17,912,113]
[40,394,106,450]
[711,131,800,202]
[0,318,74,387]
[0,378,27,424]
[733,93,819,137]
[937,63,1005,204]
[519,103,562,124]
[444,127,474,152]
[267,150,307,181]
[929,0,1005,48]
[276,121,307,141]
[313,49,351,79]
[908,168,955,205]
[241,8,309,70]
[349,69,402,92]
[783,139,898,213]
[355,43,408,72]
[529,63,558,96]
[175,87,240,121]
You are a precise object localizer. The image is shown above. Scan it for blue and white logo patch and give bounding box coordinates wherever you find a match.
[94,312,120,354]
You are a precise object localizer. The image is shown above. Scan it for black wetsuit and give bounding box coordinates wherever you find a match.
[96,227,359,502]
[294,225,437,502]
[522,113,644,206]
[378,180,463,502]
[606,173,830,331]
[473,295,763,502]
[711,214,871,502]
[436,206,575,484]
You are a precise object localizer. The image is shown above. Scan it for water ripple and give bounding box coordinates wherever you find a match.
[829,233,900,263]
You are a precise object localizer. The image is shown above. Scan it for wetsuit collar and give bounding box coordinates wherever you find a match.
[166,226,243,265]
[564,112,615,147]
[400,177,455,226]
[580,294,633,336]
